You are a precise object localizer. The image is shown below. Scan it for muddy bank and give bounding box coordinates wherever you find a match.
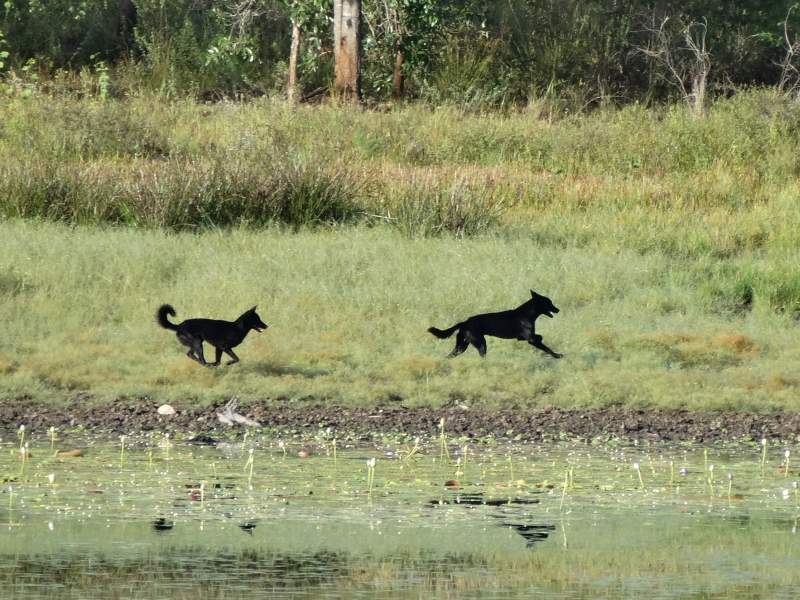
[2,397,800,442]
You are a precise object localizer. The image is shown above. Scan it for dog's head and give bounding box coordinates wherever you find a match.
[242,306,269,332]
[528,290,560,318]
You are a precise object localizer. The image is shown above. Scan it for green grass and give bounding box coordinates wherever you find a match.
[2,90,800,410]
[1,219,799,411]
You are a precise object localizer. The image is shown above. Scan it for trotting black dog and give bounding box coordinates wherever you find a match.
[157,304,268,366]
[428,290,562,359]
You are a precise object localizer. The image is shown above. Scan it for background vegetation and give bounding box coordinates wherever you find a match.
[1,1,799,105]
[2,2,800,411]
[1,90,800,410]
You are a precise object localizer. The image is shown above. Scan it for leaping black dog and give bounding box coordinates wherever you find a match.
[157,304,268,366]
[428,290,562,359]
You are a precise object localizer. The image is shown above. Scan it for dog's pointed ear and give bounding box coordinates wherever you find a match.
[530,289,536,298]
[248,305,257,313]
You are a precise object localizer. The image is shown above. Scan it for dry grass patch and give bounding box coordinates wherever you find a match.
[629,332,758,369]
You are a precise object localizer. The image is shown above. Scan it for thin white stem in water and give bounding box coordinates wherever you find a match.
[245,449,255,487]
[366,458,377,496]
[634,462,644,489]
[119,435,126,467]
[559,469,569,511]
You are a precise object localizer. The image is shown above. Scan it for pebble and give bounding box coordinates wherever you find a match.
[157,404,176,416]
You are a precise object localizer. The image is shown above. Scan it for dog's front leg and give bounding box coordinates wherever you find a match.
[209,347,222,367]
[529,334,562,359]
[224,348,240,365]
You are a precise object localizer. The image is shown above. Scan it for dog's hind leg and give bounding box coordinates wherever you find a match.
[472,334,488,357]
[178,332,204,365]
[528,334,562,359]
[448,330,469,358]
[224,348,240,365]
[192,340,208,365]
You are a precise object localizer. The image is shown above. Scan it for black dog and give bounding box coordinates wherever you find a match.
[157,304,268,366]
[428,290,562,359]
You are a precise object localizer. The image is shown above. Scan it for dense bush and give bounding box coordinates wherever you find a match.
[1,1,798,105]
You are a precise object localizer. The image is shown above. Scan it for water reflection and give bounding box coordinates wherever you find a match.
[2,435,800,598]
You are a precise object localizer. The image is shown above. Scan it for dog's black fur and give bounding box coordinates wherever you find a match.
[428,290,562,359]
[157,304,268,366]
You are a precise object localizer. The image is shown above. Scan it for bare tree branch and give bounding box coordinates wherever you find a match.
[635,16,711,117]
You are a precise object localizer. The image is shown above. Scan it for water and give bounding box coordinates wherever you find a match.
[1,431,799,598]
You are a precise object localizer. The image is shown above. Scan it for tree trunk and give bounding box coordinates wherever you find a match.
[118,0,136,51]
[392,47,404,99]
[333,0,362,102]
[287,20,302,105]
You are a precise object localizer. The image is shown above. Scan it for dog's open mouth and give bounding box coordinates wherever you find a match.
[255,325,268,332]
[545,308,559,318]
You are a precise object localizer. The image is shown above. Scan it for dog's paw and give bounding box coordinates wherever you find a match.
[553,353,563,359]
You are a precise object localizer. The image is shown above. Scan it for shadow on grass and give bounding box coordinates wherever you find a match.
[239,362,330,379]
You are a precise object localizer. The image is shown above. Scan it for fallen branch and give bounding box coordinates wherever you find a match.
[217,397,262,428]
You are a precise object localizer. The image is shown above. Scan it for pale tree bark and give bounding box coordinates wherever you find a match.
[637,17,711,118]
[333,0,362,101]
[287,20,302,104]
[392,48,404,98]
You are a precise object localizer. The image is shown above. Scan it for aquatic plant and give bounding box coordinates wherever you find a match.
[727,471,733,504]
[401,437,421,465]
[559,469,569,511]
[245,449,255,488]
[708,464,715,497]
[366,457,376,496]
[633,462,644,489]
[119,435,126,467]
[18,443,28,478]
[438,418,450,462]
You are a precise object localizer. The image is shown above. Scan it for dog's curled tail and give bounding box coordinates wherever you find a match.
[427,323,461,339]
[157,304,178,331]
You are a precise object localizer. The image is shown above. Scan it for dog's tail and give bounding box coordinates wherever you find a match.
[157,304,178,331]
[427,323,461,339]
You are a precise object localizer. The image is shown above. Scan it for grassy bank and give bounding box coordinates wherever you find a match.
[1,92,800,411]
[0,220,799,411]
[1,90,799,243]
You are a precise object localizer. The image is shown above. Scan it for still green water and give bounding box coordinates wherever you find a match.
[1,430,799,598]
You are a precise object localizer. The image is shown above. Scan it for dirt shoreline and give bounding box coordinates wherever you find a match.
[2,397,800,442]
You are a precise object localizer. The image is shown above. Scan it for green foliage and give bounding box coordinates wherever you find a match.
[0,29,9,71]
[381,176,504,238]
[1,0,798,103]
